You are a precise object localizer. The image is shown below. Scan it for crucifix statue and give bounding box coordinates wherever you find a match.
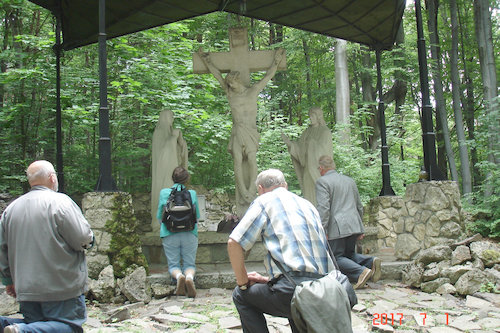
[193,27,286,216]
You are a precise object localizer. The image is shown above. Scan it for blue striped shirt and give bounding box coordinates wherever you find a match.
[230,187,333,277]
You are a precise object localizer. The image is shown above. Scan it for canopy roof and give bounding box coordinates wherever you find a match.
[29,0,405,51]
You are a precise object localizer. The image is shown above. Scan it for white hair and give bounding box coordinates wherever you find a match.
[255,169,286,189]
[26,160,55,183]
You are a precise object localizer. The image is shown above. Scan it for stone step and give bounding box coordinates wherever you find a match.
[147,257,409,289]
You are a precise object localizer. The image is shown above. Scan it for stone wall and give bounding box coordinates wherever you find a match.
[363,181,465,260]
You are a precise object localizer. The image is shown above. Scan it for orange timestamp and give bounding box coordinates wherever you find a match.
[372,312,452,326]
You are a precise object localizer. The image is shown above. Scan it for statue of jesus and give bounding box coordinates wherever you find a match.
[197,48,285,215]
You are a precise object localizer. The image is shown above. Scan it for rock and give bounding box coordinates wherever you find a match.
[450,245,471,266]
[420,277,451,293]
[440,265,473,284]
[440,221,462,238]
[422,266,440,282]
[472,292,500,307]
[119,266,152,303]
[395,234,420,260]
[423,185,450,211]
[436,283,456,295]
[401,262,424,287]
[0,291,18,316]
[104,307,130,323]
[86,253,111,279]
[415,245,452,265]
[88,265,116,303]
[470,241,500,268]
[454,269,495,295]
[151,283,175,299]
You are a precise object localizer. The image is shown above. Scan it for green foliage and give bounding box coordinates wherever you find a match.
[479,281,499,294]
[0,1,498,245]
[463,99,500,239]
[257,115,303,193]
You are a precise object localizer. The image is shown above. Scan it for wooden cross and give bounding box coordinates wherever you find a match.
[193,27,287,87]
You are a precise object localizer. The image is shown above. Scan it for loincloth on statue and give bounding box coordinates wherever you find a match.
[228,124,260,156]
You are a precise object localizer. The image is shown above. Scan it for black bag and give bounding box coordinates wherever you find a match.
[216,214,240,233]
[162,186,197,232]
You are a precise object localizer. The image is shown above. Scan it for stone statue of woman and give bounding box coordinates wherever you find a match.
[151,110,188,231]
[282,107,333,205]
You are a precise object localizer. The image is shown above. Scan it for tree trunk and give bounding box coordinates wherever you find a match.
[458,1,479,187]
[335,38,350,144]
[426,0,459,181]
[474,0,499,180]
[360,47,380,151]
[302,38,312,105]
[450,0,472,194]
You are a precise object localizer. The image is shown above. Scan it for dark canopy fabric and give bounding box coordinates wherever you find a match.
[29,0,405,51]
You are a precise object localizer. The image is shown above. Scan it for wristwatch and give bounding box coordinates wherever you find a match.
[238,281,250,290]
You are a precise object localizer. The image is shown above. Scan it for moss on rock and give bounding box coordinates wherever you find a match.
[105,193,148,278]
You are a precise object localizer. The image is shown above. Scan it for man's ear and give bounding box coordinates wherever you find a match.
[257,184,264,195]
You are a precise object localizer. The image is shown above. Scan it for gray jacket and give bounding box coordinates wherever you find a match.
[315,170,364,240]
[0,186,94,302]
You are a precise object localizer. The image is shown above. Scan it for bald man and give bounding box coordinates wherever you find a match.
[0,160,94,333]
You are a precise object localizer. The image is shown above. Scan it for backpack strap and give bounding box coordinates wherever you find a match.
[269,252,297,287]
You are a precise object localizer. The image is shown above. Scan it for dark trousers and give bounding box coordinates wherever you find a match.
[329,235,374,282]
[232,275,313,333]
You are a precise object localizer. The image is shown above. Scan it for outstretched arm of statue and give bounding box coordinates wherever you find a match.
[197,49,226,90]
[253,48,285,93]
[281,133,301,161]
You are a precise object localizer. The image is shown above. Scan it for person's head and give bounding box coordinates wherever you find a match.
[308,107,326,126]
[318,155,336,176]
[172,166,190,184]
[255,169,287,195]
[26,160,58,191]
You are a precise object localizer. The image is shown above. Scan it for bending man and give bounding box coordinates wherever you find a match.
[0,160,94,333]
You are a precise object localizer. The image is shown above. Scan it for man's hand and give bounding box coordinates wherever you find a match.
[357,234,365,241]
[6,284,16,298]
[247,271,269,285]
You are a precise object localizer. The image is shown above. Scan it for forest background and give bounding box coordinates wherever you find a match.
[0,0,498,237]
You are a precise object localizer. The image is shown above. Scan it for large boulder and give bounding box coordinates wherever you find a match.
[415,245,452,265]
[402,262,424,288]
[88,265,116,303]
[118,266,152,303]
[86,252,111,280]
[470,241,500,268]
[455,269,497,295]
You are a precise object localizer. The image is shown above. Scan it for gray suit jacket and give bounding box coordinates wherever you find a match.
[315,170,364,240]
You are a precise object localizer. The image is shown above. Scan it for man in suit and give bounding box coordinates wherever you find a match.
[315,155,381,289]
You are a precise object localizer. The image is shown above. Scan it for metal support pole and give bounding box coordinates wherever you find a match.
[414,0,446,180]
[55,16,64,193]
[376,49,395,196]
[96,0,116,191]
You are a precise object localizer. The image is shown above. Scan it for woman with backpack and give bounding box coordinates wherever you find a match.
[156,166,200,297]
